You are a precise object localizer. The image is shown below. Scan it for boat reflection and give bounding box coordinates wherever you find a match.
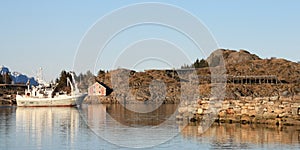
[15,107,80,149]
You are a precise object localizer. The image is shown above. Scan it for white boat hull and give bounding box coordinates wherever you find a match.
[16,94,87,107]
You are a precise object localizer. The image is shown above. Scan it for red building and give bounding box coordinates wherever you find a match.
[88,82,112,96]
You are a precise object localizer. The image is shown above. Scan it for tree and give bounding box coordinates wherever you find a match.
[97,70,105,76]
[193,59,200,68]
[96,70,106,82]
[199,59,208,68]
[74,70,96,92]
[0,74,3,84]
[3,73,11,84]
[55,78,59,84]
[181,58,208,69]
[180,64,190,69]
[54,70,73,94]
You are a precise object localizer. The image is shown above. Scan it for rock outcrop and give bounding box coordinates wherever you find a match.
[85,49,299,104]
[176,96,300,126]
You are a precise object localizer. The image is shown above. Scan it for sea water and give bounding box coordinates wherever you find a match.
[0,104,299,149]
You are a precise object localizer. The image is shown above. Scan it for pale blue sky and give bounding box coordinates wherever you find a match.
[1,0,299,81]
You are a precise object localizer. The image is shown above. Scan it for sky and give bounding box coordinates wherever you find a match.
[1,0,299,81]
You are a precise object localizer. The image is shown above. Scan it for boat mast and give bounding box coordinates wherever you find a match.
[66,77,74,95]
[70,72,79,94]
[26,79,30,93]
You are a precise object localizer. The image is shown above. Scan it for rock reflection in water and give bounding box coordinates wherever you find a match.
[80,104,181,148]
[181,123,300,149]
[0,106,15,137]
[106,104,178,127]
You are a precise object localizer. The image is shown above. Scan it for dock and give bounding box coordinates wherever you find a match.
[0,84,26,105]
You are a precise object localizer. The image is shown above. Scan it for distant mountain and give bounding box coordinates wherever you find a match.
[0,66,10,74]
[10,73,39,86]
[0,65,38,86]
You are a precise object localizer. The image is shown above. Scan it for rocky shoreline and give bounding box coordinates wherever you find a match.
[83,94,300,126]
[0,84,25,105]
[176,96,300,126]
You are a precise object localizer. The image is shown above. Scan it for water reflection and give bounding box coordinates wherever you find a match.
[80,104,179,127]
[80,104,180,148]
[107,104,178,127]
[1,104,300,149]
[181,123,300,149]
[80,104,107,129]
[15,107,80,149]
[0,106,15,142]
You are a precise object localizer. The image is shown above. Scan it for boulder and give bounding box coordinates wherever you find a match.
[187,106,196,113]
[241,109,248,115]
[197,108,203,115]
[240,115,251,124]
[270,96,279,101]
[178,107,188,114]
[263,112,277,119]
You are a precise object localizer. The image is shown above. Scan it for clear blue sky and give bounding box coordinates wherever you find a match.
[1,0,299,81]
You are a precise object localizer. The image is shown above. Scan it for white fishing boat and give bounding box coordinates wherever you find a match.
[16,72,87,107]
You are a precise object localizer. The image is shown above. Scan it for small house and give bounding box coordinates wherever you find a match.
[88,82,112,96]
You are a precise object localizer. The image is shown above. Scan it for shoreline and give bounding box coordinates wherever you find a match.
[2,96,299,126]
[83,95,300,126]
[176,96,300,126]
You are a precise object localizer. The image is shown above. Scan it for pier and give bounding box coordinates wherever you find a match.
[200,75,280,84]
[227,75,279,84]
[0,84,26,105]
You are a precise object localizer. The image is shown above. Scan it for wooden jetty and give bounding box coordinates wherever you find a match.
[0,84,26,105]
[227,75,279,84]
[202,75,280,84]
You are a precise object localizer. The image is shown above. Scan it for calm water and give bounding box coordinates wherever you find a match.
[0,104,300,149]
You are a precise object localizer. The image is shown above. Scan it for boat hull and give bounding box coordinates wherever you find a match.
[16,94,87,107]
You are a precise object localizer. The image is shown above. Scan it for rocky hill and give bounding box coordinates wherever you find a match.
[88,49,300,104]
[216,49,299,83]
